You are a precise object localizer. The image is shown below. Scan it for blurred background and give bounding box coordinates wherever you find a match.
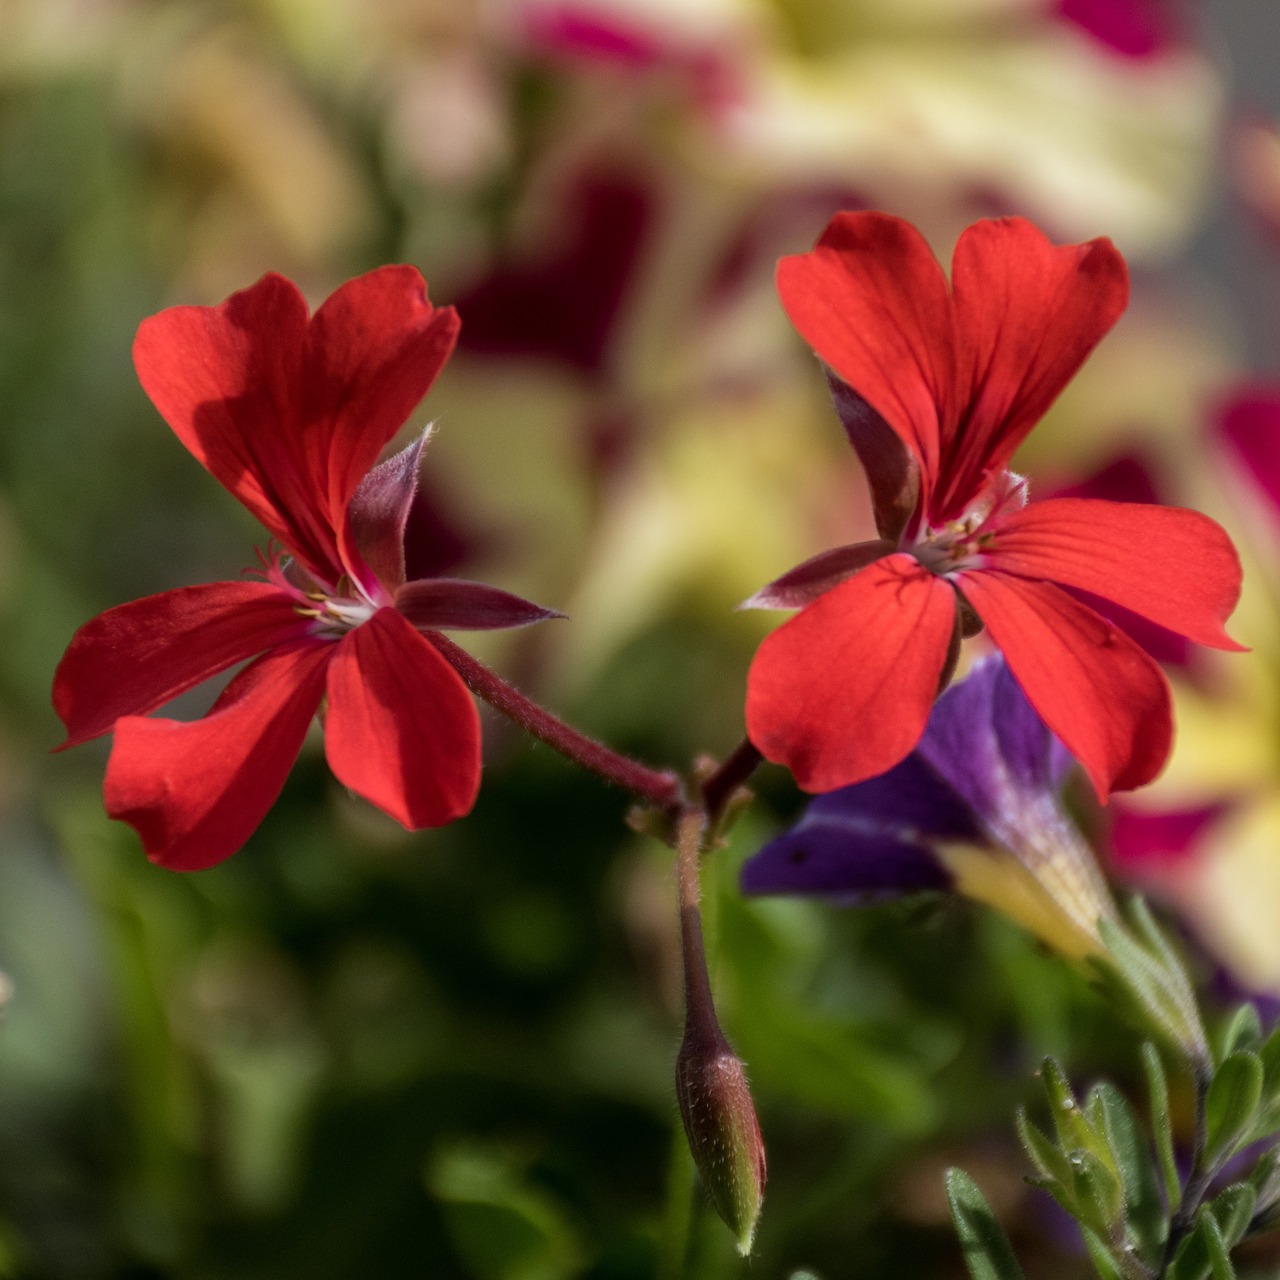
[5,0,1280,1276]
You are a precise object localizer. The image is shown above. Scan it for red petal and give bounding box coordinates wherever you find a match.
[395,579,564,631]
[1217,387,1280,521]
[745,554,957,793]
[776,212,952,497]
[54,581,310,748]
[103,641,331,871]
[324,608,481,828]
[956,570,1172,800]
[303,269,460,583]
[740,539,896,610]
[940,219,1128,517]
[133,268,459,586]
[132,275,332,576]
[986,498,1244,651]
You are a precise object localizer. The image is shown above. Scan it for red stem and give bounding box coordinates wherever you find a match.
[700,737,763,829]
[428,631,685,813]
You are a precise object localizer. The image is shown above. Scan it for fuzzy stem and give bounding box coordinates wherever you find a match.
[428,631,685,812]
[675,809,720,1039]
[700,738,763,831]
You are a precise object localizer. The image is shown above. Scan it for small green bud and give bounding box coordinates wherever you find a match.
[675,1025,767,1255]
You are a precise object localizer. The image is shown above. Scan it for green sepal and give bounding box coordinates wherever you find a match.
[1068,1149,1125,1237]
[1204,1052,1264,1171]
[1040,1059,1112,1169]
[1095,1081,1165,1266]
[1095,905,1209,1069]
[945,1168,1028,1280]
[1143,1042,1182,1215]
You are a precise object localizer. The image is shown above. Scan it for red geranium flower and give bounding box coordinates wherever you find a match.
[745,212,1243,801]
[54,267,559,871]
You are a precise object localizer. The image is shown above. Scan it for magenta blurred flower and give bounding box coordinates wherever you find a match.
[744,212,1243,802]
[54,268,559,871]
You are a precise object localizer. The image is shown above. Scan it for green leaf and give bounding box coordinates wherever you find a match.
[1095,1081,1165,1266]
[1081,1227,1126,1280]
[1217,1004,1262,1062]
[946,1168,1027,1280]
[1199,1206,1237,1280]
[1204,1053,1264,1171]
[1143,1042,1182,1215]
[1206,1182,1256,1249]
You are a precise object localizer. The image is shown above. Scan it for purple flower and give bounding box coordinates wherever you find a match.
[741,657,1120,959]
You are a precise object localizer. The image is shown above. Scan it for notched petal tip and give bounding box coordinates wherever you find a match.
[396,578,565,631]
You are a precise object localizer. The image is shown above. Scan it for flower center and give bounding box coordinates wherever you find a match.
[910,471,1027,576]
[911,510,991,575]
[258,548,381,637]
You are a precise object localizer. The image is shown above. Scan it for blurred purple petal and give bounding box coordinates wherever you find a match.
[741,539,895,610]
[740,754,977,900]
[396,579,564,631]
[740,827,951,900]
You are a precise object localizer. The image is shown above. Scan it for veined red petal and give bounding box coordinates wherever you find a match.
[54,581,311,748]
[133,268,459,587]
[985,498,1244,651]
[956,570,1172,800]
[940,219,1128,517]
[103,641,331,872]
[303,268,460,582]
[132,275,334,578]
[324,608,481,829]
[745,554,957,793]
[776,212,952,496]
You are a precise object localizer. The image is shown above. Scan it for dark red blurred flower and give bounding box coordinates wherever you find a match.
[745,212,1243,801]
[54,268,558,871]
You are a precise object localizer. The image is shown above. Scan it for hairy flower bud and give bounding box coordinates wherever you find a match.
[675,1024,767,1255]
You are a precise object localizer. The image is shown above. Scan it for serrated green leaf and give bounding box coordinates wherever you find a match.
[1207,1182,1256,1249]
[1096,1081,1165,1266]
[1016,1109,1073,1189]
[1205,1053,1264,1171]
[946,1168,1027,1280]
[1217,1004,1262,1063]
[1199,1206,1237,1280]
[1143,1042,1182,1215]
[1081,1227,1126,1280]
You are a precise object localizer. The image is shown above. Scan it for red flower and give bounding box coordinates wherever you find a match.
[54,267,559,871]
[745,212,1243,801]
